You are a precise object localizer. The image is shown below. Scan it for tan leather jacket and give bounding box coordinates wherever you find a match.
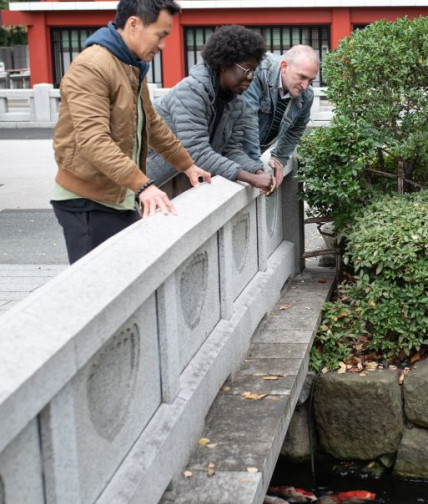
[54,45,193,203]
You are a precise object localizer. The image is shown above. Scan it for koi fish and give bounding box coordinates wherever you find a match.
[336,490,376,503]
[264,496,291,504]
[316,491,376,504]
[268,486,318,502]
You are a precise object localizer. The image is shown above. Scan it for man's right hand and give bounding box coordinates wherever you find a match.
[138,184,177,218]
[237,170,275,193]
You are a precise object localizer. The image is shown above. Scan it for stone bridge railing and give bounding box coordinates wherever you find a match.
[0,83,334,126]
[0,160,303,503]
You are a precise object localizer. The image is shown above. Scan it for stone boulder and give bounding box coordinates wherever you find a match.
[393,425,428,478]
[280,403,312,463]
[314,370,403,460]
[403,359,428,428]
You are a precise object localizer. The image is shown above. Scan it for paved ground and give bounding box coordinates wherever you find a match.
[0,127,326,313]
[0,128,68,312]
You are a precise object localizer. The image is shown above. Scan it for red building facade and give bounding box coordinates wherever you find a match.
[2,1,428,88]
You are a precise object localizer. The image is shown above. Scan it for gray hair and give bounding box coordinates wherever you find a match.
[283,45,320,66]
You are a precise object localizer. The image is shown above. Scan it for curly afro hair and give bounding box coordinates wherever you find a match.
[201,25,266,72]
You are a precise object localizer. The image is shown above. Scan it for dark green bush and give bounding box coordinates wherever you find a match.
[310,192,428,370]
[298,16,428,231]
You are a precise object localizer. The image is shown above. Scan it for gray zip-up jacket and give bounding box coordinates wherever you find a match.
[243,53,314,166]
[147,62,263,185]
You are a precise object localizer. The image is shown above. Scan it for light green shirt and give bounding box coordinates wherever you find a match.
[52,91,145,211]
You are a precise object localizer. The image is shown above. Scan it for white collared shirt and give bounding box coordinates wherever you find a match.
[278,72,291,100]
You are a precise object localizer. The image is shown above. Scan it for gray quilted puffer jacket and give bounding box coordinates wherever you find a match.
[147,62,263,185]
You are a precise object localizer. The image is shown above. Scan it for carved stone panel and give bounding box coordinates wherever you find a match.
[86,323,140,441]
[180,251,209,330]
[265,186,283,257]
[176,235,221,372]
[45,295,161,504]
[231,203,258,301]
[0,421,44,503]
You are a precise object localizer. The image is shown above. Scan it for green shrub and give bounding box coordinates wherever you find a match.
[298,117,381,227]
[310,192,428,370]
[324,16,428,185]
[298,16,428,231]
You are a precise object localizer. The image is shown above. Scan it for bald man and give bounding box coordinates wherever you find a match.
[243,46,319,189]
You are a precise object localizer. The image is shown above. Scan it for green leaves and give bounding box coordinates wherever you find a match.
[303,17,428,371]
[298,16,428,233]
[311,191,428,371]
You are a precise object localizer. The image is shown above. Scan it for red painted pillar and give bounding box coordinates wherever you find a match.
[331,8,352,49]
[161,14,184,87]
[27,14,52,85]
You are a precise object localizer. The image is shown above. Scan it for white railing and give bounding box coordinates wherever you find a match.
[0,83,334,126]
[0,83,60,123]
[0,162,302,503]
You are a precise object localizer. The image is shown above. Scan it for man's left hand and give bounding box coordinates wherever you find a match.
[184,164,212,186]
[269,159,284,187]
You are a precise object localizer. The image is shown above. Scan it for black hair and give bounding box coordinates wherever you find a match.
[201,25,266,72]
[115,0,181,28]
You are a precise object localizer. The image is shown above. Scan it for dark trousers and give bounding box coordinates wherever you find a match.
[53,205,141,264]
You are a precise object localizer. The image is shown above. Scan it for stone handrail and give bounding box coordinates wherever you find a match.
[0,164,302,503]
[0,83,333,126]
[0,83,60,123]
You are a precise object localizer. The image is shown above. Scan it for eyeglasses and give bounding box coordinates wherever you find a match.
[234,63,257,81]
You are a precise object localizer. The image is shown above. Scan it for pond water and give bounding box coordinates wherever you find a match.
[270,459,428,503]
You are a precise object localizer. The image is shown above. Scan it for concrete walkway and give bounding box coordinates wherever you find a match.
[0,129,68,313]
[161,266,335,504]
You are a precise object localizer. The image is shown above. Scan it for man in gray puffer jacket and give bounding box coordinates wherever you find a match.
[147,25,274,193]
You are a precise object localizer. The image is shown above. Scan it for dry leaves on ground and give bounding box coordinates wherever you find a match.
[243,392,268,400]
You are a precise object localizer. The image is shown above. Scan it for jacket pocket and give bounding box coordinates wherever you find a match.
[260,98,271,114]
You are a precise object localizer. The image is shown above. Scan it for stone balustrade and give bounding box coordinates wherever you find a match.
[0,83,334,127]
[0,163,302,503]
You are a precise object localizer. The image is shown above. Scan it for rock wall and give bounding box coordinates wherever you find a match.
[281,359,428,479]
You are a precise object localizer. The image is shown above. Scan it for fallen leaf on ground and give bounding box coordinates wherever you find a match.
[337,362,347,374]
[247,467,258,473]
[221,386,231,392]
[207,462,216,477]
[243,392,268,400]
[279,304,292,311]
[183,470,193,478]
[411,352,421,363]
[263,375,280,380]
[365,361,377,370]
[199,438,210,446]
[239,478,251,484]
[207,443,218,449]
[322,367,329,374]
[345,356,362,366]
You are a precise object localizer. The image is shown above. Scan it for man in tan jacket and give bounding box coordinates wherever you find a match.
[51,0,210,264]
